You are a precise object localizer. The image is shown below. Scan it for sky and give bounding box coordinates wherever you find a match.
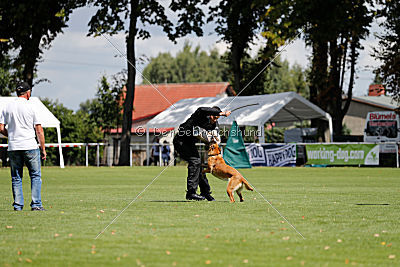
[33,5,383,111]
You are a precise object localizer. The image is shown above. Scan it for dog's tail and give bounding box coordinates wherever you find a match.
[241,178,254,191]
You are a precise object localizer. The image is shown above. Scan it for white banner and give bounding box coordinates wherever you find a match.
[246,143,297,167]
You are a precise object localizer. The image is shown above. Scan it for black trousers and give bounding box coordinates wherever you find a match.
[173,136,211,194]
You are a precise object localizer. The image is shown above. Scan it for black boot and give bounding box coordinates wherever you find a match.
[186,191,205,201]
[201,192,215,201]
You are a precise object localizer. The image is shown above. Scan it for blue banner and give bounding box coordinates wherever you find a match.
[246,144,297,167]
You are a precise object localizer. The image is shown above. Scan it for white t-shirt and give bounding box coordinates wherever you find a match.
[0,98,42,151]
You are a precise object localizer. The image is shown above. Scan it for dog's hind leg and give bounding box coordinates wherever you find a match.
[236,185,244,202]
[241,177,254,191]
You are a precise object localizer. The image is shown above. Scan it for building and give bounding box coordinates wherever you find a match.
[343,95,398,136]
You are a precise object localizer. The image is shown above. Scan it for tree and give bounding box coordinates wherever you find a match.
[142,44,309,98]
[293,0,373,137]
[88,0,208,165]
[373,0,400,104]
[82,72,125,137]
[0,55,23,96]
[41,98,103,166]
[291,63,309,99]
[263,59,309,97]
[209,0,299,94]
[0,0,86,87]
[142,42,228,84]
[371,72,383,85]
[237,52,309,97]
[142,53,176,84]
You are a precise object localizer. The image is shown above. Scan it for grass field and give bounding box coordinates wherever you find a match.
[0,166,399,266]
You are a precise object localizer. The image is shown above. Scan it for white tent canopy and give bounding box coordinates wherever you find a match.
[147,92,333,142]
[0,97,64,168]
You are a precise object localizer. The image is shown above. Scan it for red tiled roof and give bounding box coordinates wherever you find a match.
[125,82,231,121]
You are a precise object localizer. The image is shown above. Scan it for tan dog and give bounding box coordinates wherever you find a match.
[203,142,253,202]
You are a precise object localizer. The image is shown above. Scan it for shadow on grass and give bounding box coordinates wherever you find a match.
[146,200,229,203]
[355,203,390,205]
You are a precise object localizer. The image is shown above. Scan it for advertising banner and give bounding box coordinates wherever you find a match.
[246,143,297,167]
[305,144,379,165]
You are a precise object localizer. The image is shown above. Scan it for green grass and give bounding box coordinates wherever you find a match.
[0,166,399,266]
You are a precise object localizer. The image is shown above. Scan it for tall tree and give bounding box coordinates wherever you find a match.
[209,0,298,94]
[0,0,86,87]
[373,0,400,104]
[88,0,207,165]
[294,0,373,137]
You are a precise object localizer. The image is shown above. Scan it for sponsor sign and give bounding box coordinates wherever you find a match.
[246,143,296,167]
[364,111,400,142]
[379,143,398,153]
[305,144,379,165]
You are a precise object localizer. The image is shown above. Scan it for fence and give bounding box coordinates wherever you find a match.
[0,142,398,168]
[0,142,171,167]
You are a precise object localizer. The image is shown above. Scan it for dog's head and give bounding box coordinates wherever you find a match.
[208,141,221,156]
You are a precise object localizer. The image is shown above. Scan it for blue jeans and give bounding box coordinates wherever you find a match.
[8,149,42,210]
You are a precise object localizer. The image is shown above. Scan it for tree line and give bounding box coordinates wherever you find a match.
[1,0,399,166]
[142,42,309,98]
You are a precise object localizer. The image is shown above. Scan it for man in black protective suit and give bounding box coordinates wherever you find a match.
[173,106,231,201]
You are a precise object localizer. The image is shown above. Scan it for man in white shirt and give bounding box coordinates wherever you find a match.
[0,82,47,211]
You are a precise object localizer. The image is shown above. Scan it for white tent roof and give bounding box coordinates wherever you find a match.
[147,92,332,129]
[0,97,60,127]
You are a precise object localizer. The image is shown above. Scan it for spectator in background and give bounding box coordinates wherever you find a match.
[161,140,170,166]
[151,137,160,166]
[0,82,47,211]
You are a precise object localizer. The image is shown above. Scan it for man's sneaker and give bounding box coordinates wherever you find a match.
[186,192,206,201]
[31,207,46,211]
[201,193,216,201]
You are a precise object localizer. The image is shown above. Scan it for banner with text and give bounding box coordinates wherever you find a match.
[305,144,379,165]
[246,144,297,167]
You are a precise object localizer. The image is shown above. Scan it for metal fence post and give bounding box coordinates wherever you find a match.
[96,144,100,167]
[146,127,150,166]
[130,145,132,167]
[85,144,88,167]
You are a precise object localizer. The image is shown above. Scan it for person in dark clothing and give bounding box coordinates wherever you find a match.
[161,140,170,166]
[151,138,160,166]
[173,106,231,201]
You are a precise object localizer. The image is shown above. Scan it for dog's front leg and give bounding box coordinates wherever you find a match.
[202,167,211,174]
[227,179,236,203]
